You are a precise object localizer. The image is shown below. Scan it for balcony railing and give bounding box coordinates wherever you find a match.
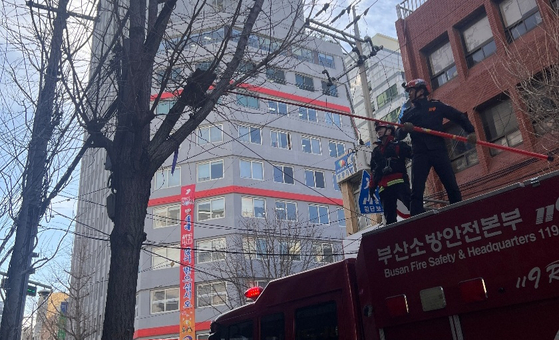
[396,0,428,19]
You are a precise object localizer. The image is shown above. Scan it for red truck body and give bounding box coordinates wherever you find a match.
[210,171,559,340]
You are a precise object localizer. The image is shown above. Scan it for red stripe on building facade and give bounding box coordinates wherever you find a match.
[148,185,343,207]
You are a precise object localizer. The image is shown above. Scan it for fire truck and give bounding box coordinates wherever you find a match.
[209,170,559,340]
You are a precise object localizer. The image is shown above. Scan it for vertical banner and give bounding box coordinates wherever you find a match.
[180,185,196,340]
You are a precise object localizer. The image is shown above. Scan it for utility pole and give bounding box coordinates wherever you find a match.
[0,0,69,338]
[305,8,384,233]
[352,6,377,145]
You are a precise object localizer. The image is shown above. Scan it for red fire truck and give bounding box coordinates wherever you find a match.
[209,171,559,340]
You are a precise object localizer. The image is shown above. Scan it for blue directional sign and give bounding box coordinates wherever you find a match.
[359,170,383,214]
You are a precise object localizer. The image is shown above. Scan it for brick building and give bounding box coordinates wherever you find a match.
[395,0,559,203]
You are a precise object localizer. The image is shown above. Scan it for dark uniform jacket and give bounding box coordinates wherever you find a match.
[370,136,412,192]
[397,98,475,153]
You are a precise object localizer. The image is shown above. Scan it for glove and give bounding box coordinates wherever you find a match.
[402,122,414,133]
[467,133,477,144]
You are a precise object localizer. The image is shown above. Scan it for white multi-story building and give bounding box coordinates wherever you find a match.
[69,1,357,339]
[345,34,407,145]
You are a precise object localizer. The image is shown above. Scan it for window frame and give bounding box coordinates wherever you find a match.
[305,169,325,189]
[197,124,223,145]
[196,281,227,308]
[426,40,458,90]
[301,136,322,154]
[309,204,330,224]
[238,125,262,144]
[268,100,288,115]
[314,243,334,263]
[266,67,286,84]
[325,112,342,127]
[274,200,298,221]
[197,159,224,182]
[150,287,179,314]
[270,130,292,150]
[196,237,226,263]
[499,0,542,42]
[279,240,302,261]
[197,197,225,221]
[478,96,523,156]
[460,14,497,68]
[273,164,295,184]
[240,159,264,180]
[295,74,315,92]
[298,107,317,122]
[236,93,259,108]
[154,167,181,189]
[153,204,181,229]
[151,245,180,270]
[241,196,267,218]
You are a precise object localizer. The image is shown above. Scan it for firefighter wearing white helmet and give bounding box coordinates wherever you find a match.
[397,79,476,216]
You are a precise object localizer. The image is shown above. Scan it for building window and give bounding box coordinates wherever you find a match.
[197,124,223,145]
[152,246,180,269]
[238,125,262,144]
[499,0,541,42]
[154,167,181,189]
[552,0,558,12]
[321,81,338,97]
[298,107,317,121]
[301,136,321,154]
[198,197,225,220]
[295,74,314,92]
[242,197,266,218]
[325,113,342,127]
[480,97,523,156]
[197,238,226,263]
[266,67,286,84]
[271,130,292,150]
[376,84,399,108]
[293,47,314,62]
[318,53,335,68]
[268,100,288,115]
[280,241,301,261]
[337,209,346,227]
[196,60,213,71]
[427,41,457,90]
[151,287,179,314]
[461,15,496,68]
[328,141,345,157]
[273,165,294,184]
[237,60,256,74]
[197,281,227,307]
[275,201,297,221]
[197,332,210,340]
[333,174,340,191]
[197,159,224,182]
[237,94,259,108]
[305,170,325,188]
[156,100,176,115]
[309,205,329,224]
[240,159,264,180]
[243,237,268,259]
[382,107,401,123]
[153,205,180,229]
[314,243,334,263]
[445,123,479,172]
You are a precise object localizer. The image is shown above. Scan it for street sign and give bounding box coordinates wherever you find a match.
[358,170,383,214]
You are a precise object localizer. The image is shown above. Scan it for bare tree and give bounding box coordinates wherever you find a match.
[201,215,342,309]
[61,0,328,338]
[489,5,559,148]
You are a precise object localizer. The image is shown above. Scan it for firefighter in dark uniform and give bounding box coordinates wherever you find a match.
[369,122,412,224]
[398,79,476,216]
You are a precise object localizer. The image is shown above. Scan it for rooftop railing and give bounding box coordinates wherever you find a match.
[396,0,428,19]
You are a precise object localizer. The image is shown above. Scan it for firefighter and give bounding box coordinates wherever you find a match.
[369,122,412,224]
[398,79,476,216]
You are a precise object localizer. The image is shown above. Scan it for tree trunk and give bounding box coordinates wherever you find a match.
[101,171,152,340]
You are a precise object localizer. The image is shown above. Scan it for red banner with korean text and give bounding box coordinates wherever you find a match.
[180,185,196,340]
